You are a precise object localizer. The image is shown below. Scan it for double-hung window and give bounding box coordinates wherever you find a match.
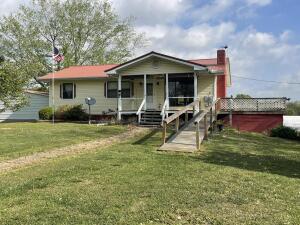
[106,81,132,98]
[60,83,76,99]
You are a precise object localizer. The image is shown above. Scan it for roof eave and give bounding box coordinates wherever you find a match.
[38,76,110,81]
[209,70,225,75]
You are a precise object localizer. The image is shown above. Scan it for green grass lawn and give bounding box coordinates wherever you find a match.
[0,122,127,161]
[0,128,299,224]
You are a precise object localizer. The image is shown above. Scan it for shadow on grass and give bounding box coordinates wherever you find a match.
[196,130,300,179]
[198,150,300,179]
[133,129,161,146]
[133,129,176,147]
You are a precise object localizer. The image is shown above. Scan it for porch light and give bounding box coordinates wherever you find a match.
[156,81,159,86]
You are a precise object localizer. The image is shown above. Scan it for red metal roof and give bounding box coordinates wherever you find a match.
[189,58,228,71]
[38,56,228,81]
[38,64,117,81]
[190,58,231,86]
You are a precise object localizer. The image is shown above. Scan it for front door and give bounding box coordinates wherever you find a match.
[146,83,154,109]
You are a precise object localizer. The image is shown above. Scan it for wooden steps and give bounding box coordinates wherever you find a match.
[140,110,162,126]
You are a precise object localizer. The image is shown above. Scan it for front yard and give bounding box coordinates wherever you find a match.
[0,123,299,224]
[0,122,127,161]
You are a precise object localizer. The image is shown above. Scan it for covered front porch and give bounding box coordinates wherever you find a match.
[116,73,206,123]
[105,51,220,124]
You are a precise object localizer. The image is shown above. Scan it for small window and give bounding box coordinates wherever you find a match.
[106,81,132,98]
[107,81,118,98]
[121,82,131,98]
[61,83,75,99]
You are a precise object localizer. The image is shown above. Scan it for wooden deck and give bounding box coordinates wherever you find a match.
[158,118,206,153]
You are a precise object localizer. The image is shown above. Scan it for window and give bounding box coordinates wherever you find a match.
[107,82,118,98]
[169,74,194,106]
[60,83,76,99]
[106,81,132,98]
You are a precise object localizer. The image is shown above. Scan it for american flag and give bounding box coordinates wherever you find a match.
[53,46,64,62]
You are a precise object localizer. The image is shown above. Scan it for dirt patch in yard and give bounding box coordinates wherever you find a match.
[0,126,150,173]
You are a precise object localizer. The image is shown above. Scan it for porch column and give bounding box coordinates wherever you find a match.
[144,74,147,110]
[165,73,169,110]
[117,74,122,121]
[194,73,199,113]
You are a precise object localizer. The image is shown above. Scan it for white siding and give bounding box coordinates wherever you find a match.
[198,75,215,108]
[50,77,166,113]
[119,57,194,75]
[0,93,49,121]
[49,79,118,114]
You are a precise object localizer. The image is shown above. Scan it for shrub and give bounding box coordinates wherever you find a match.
[270,125,299,140]
[62,104,88,121]
[55,105,71,120]
[39,107,53,120]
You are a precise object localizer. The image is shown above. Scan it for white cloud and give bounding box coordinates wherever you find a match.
[110,0,190,25]
[136,22,235,58]
[191,0,236,22]
[227,29,300,99]
[246,0,272,6]
[279,30,292,42]
[111,0,271,25]
[243,32,276,47]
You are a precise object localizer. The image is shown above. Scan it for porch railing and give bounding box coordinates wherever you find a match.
[168,96,195,107]
[121,98,144,111]
[160,98,169,121]
[219,97,289,112]
[136,98,146,123]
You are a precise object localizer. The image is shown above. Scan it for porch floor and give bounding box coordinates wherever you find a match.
[158,118,206,153]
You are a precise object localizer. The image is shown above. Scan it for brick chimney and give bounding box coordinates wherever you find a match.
[216,49,226,98]
[217,49,226,65]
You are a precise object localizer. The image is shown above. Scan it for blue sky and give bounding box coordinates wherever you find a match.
[1,0,300,100]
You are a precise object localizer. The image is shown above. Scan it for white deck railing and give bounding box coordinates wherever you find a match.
[219,98,289,112]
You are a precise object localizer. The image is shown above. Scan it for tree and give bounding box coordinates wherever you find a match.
[0,61,29,111]
[286,101,300,115]
[0,0,145,110]
[0,56,4,64]
[235,94,252,98]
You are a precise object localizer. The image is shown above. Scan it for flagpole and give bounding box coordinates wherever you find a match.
[52,44,55,125]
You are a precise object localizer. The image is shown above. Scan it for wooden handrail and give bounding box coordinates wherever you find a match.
[194,98,219,124]
[193,110,207,124]
[161,99,219,147]
[163,100,200,125]
[161,99,200,145]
